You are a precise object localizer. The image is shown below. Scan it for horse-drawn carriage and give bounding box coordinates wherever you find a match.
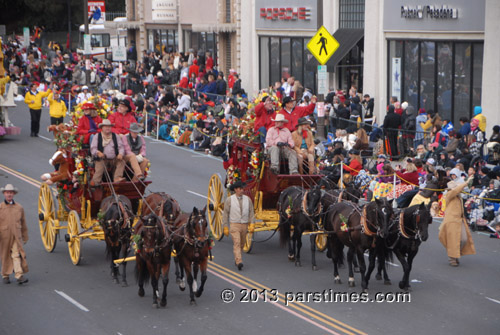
[207,137,327,253]
[38,145,150,265]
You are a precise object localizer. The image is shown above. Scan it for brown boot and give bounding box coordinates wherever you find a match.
[449,257,459,267]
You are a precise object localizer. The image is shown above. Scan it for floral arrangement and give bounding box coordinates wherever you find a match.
[72,96,112,120]
[226,165,241,188]
[248,150,262,178]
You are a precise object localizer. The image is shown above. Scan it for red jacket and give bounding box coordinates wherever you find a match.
[206,57,214,70]
[343,159,363,176]
[189,64,199,78]
[108,111,137,135]
[254,102,276,132]
[76,115,102,144]
[278,103,316,132]
[228,74,235,89]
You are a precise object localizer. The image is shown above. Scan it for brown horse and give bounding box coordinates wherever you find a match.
[99,195,134,286]
[173,207,210,305]
[135,212,174,308]
[134,192,181,308]
[324,197,393,292]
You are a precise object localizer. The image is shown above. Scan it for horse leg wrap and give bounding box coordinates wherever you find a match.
[192,280,198,293]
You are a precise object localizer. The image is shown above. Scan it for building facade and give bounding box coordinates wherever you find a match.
[365,0,499,130]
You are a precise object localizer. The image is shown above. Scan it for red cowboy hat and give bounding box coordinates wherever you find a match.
[82,102,96,110]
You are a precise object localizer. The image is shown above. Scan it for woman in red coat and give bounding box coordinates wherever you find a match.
[396,161,419,186]
[343,149,363,176]
[76,102,102,144]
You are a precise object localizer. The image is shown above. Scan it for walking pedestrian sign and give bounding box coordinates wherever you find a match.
[306,26,339,65]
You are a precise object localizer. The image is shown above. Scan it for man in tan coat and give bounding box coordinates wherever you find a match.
[439,178,476,266]
[222,181,255,271]
[0,184,29,284]
[291,117,316,174]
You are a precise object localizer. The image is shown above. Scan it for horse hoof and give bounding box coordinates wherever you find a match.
[190,300,197,306]
[348,281,356,287]
[354,267,360,273]
[152,303,159,309]
[121,281,128,287]
[195,291,202,298]
[113,278,119,284]
[363,288,369,294]
[334,279,342,284]
[312,265,318,271]
[399,281,405,290]
[138,288,145,297]
[384,280,392,286]
[375,274,382,281]
[288,255,295,261]
[160,300,167,307]
[295,261,301,267]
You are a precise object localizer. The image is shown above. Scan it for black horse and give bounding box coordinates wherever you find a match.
[173,207,210,305]
[278,185,323,270]
[99,195,134,286]
[135,212,174,308]
[325,197,393,291]
[389,203,432,291]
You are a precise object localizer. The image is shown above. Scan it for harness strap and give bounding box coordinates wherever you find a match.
[361,205,376,237]
[399,211,410,239]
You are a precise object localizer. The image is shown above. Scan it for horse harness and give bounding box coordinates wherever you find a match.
[399,209,422,241]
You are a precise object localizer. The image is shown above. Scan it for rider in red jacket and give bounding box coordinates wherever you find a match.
[108,99,137,135]
[277,96,316,132]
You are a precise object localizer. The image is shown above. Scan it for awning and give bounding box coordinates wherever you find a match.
[325,29,364,71]
[104,21,141,29]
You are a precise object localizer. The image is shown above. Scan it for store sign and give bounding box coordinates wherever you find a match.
[317,65,328,96]
[152,0,177,22]
[259,7,311,21]
[255,0,318,30]
[384,0,485,32]
[88,1,106,24]
[401,5,458,19]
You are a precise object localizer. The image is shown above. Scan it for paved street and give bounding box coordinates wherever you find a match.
[0,104,499,335]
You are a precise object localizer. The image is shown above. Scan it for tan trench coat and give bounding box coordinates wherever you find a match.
[0,202,29,276]
[438,182,476,259]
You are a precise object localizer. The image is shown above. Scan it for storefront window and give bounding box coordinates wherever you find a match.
[270,37,280,85]
[260,37,269,89]
[420,41,435,112]
[388,39,483,126]
[454,43,471,123]
[403,41,419,108]
[304,45,315,93]
[291,39,303,85]
[437,42,453,121]
[281,38,291,80]
[472,43,483,111]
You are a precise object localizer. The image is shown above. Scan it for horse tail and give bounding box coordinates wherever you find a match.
[384,245,394,264]
[279,218,291,248]
[134,256,150,286]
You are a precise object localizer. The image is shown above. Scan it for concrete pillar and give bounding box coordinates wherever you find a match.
[481,0,500,129]
[363,0,386,125]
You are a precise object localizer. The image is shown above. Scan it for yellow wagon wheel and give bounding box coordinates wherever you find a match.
[38,184,57,252]
[66,210,82,265]
[315,234,327,252]
[207,174,224,241]
[242,231,253,254]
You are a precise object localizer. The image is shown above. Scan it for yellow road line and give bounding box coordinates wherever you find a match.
[0,163,43,185]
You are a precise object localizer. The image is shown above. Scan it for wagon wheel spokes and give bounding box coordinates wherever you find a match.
[66,210,82,265]
[38,184,57,252]
[207,174,224,241]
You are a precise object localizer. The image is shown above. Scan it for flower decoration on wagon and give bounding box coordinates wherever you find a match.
[72,96,111,120]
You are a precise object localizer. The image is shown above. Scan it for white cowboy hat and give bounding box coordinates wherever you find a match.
[1,184,18,194]
[98,119,115,128]
[271,114,288,123]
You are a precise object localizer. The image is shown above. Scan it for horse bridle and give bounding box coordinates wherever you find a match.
[102,201,132,246]
[185,213,209,249]
[399,209,422,241]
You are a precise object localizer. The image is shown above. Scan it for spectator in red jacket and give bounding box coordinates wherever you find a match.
[277,96,316,132]
[108,99,137,135]
[76,102,102,144]
[254,96,276,143]
[189,59,199,79]
[228,69,236,90]
[205,51,214,71]
[343,149,363,176]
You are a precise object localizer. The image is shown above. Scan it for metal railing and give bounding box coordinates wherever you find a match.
[106,12,127,21]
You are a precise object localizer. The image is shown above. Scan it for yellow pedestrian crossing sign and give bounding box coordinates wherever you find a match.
[307,26,339,65]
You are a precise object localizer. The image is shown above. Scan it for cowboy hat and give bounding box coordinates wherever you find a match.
[229,180,246,191]
[297,117,310,126]
[128,122,144,133]
[81,102,96,110]
[98,119,114,128]
[271,114,288,123]
[82,85,88,90]
[1,184,18,194]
